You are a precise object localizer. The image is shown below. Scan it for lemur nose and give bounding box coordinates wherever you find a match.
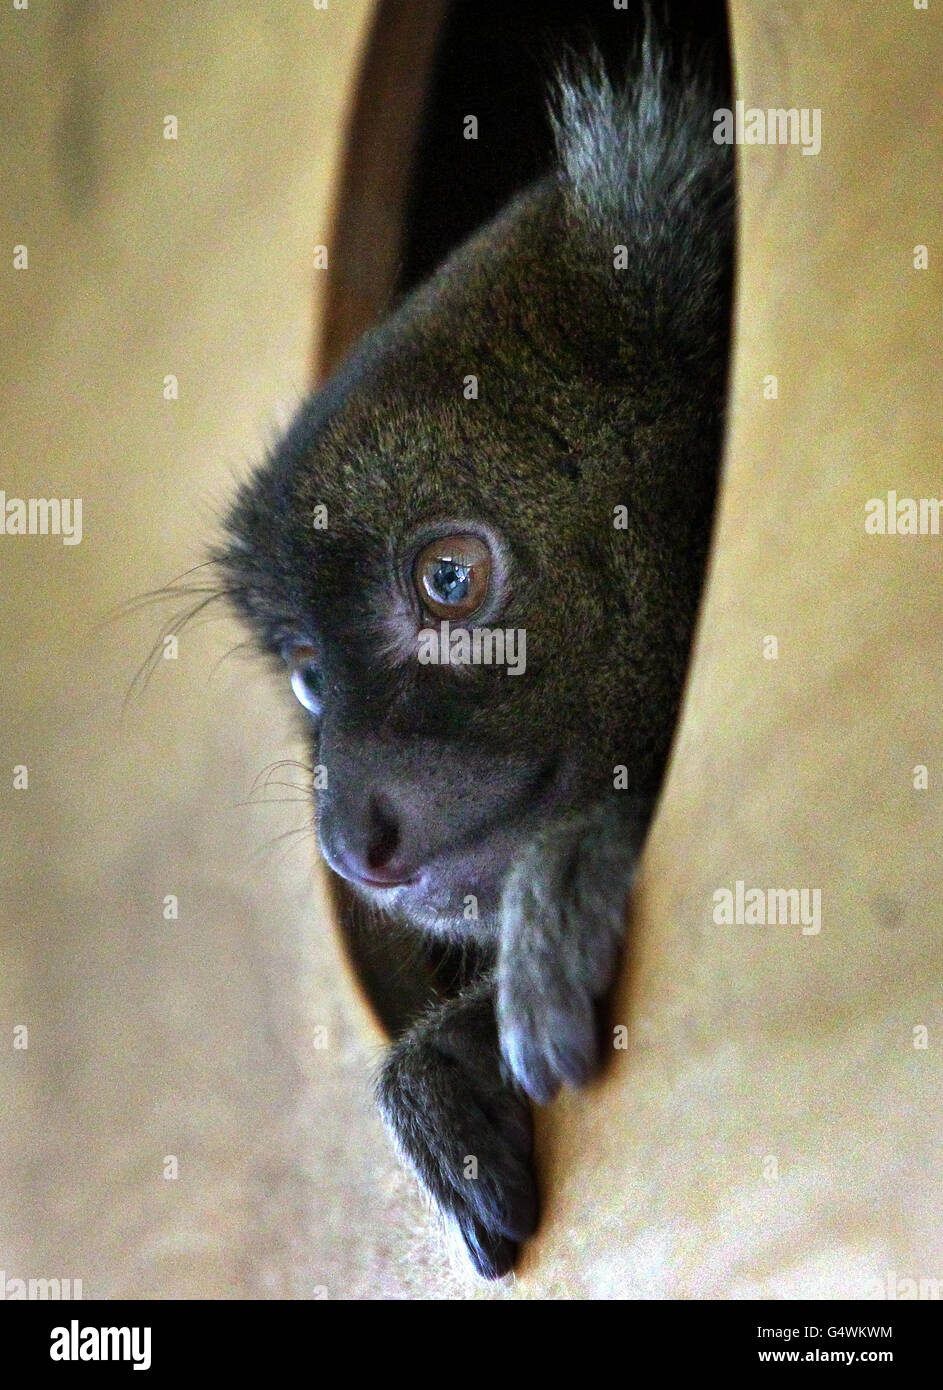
[322,796,418,889]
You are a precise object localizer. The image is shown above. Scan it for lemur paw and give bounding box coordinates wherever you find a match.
[496,804,644,1104]
[497,925,600,1105]
[377,987,538,1279]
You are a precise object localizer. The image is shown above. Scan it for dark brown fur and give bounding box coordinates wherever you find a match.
[216,42,733,1276]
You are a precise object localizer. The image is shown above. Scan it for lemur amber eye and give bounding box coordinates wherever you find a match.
[414,535,491,620]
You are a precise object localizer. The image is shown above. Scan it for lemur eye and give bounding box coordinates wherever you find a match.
[414,535,491,620]
[283,641,323,715]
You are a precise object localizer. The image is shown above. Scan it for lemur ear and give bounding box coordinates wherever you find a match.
[551,39,734,367]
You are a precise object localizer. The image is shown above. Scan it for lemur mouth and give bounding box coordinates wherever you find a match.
[351,870,419,890]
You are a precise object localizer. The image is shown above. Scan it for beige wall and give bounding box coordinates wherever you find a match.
[0,0,484,1300]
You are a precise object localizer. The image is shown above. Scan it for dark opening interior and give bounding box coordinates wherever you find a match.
[397,0,731,293]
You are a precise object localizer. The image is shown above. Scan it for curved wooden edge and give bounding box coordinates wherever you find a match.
[314,0,447,387]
